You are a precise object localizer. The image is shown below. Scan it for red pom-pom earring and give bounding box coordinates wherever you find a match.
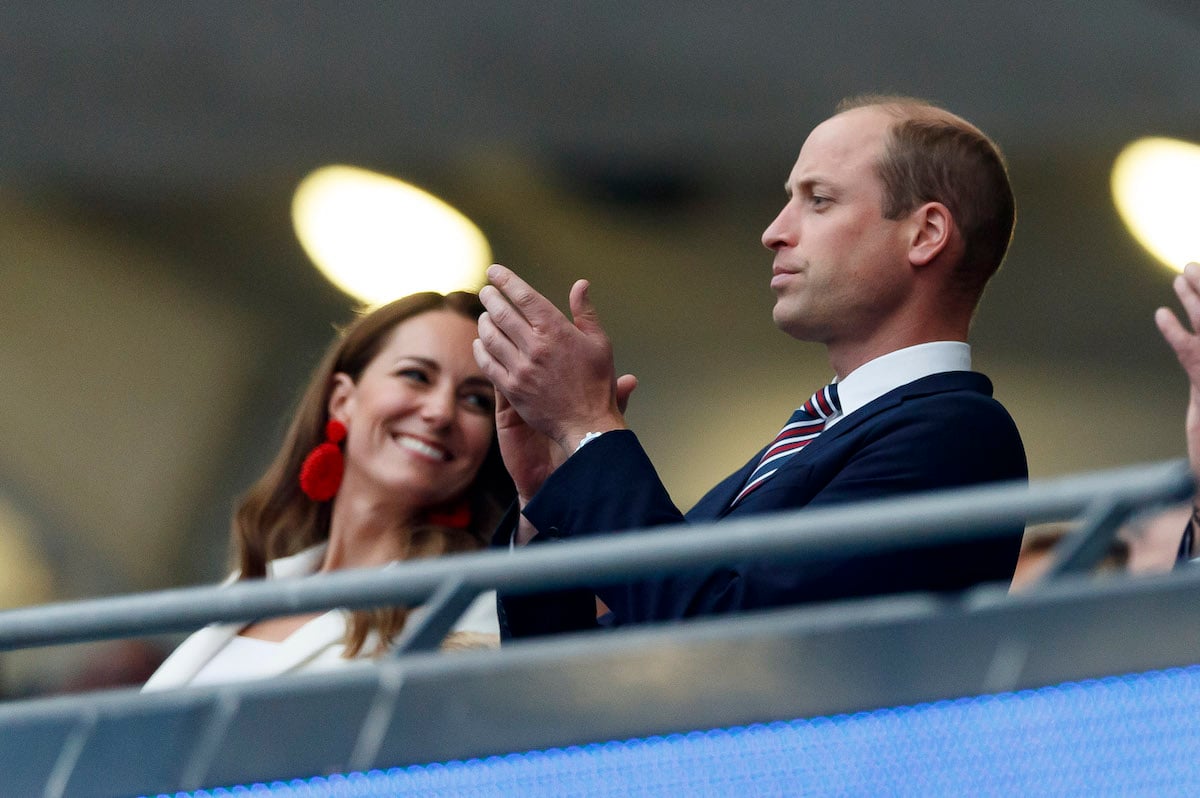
[299,419,347,501]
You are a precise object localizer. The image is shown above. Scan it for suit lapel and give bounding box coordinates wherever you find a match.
[688,451,764,520]
[692,371,991,520]
[142,622,242,690]
[265,610,349,673]
[778,370,991,464]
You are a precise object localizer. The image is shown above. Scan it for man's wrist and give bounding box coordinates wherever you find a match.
[560,420,626,455]
[574,431,607,453]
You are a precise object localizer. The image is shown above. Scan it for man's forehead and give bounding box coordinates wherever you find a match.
[789,109,889,182]
[808,107,890,151]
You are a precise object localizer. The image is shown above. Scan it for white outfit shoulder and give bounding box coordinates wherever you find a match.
[143,544,499,691]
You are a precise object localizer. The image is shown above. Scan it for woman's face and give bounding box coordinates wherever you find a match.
[329,310,496,511]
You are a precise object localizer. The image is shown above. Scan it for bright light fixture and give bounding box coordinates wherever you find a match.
[1111,137,1200,272]
[292,165,491,305]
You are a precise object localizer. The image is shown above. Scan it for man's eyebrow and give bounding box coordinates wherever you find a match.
[785,177,831,196]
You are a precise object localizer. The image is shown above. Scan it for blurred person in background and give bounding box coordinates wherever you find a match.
[1155,261,1200,565]
[1009,523,1129,592]
[59,641,168,694]
[144,292,513,690]
[1009,263,1200,590]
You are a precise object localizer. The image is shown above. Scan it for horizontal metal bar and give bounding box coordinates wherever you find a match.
[5,512,1199,797]
[0,459,1188,651]
[1043,497,1129,579]
[389,577,476,656]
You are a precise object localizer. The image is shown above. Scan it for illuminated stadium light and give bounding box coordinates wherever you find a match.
[1111,137,1200,272]
[292,165,491,305]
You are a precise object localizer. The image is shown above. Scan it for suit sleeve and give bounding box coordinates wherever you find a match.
[524,431,687,537]
[506,397,1027,630]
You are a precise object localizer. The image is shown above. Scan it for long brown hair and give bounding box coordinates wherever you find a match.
[232,291,513,656]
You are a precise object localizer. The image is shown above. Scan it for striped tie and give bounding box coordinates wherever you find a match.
[730,383,841,507]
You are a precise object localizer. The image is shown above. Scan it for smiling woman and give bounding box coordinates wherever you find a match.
[142,292,514,691]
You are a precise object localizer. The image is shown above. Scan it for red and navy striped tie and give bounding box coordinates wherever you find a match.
[730,383,841,507]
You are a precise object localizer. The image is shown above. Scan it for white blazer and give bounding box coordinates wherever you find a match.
[143,544,499,691]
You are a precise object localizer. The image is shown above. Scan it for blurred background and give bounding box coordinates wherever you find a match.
[0,0,1197,693]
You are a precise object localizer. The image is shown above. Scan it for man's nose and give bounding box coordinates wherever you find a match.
[762,206,794,251]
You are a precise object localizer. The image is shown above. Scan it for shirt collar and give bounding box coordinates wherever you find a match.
[826,341,971,428]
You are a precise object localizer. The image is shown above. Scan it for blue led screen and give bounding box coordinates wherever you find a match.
[151,664,1200,798]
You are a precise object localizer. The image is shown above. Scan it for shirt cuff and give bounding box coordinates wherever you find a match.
[574,430,608,455]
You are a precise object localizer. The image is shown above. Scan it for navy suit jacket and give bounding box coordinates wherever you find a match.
[500,371,1027,635]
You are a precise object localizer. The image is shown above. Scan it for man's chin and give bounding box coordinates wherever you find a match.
[772,302,797,332]
[772,304,820,342]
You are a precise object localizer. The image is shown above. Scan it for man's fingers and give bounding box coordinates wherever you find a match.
[568,278,606,337]
[616,373,638,414]
[1181,261,1200,291]
[1155,306,1184,346]
[1173,268,1200,330]
[476,310,523,373]
[487,264,564,331]
[472,337,510,388]
[478,284,540,353]
[492,387,522,427]
[1156,306,1200,371]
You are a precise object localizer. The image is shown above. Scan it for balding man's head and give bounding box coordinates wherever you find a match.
[835,95,1016,308]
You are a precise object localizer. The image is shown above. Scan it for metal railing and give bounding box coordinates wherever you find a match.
[0,458,1189,656]
[0,458,1196,798]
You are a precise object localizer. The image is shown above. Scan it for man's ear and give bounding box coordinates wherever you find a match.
[327,373,356,422]
[907,201,956,267]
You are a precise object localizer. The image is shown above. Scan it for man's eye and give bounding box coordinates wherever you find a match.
[810,195,830,207]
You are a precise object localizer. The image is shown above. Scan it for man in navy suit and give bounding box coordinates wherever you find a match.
[474,95,1028,632]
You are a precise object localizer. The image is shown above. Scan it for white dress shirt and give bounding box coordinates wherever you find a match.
[826,341,971,429]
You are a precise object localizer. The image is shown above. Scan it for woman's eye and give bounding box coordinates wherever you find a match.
[396,368,429,383]
[463,392,496,413]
